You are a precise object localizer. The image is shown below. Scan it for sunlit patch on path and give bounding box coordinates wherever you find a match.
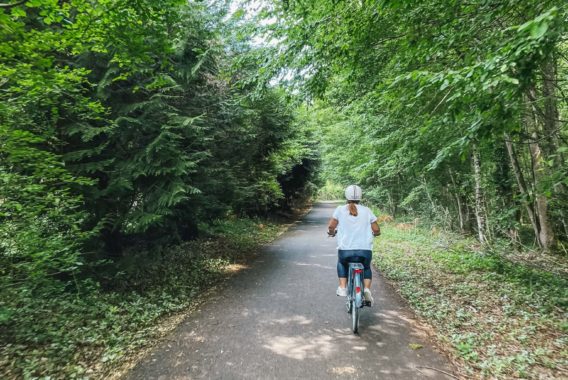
[329,366,357,375]
[263,335,336,360]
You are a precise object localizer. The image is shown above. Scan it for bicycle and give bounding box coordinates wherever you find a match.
[345,262,371,334]
[327,230,374,334]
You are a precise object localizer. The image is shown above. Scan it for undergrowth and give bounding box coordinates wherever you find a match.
[0,218,282,379]
[373,224,567,379]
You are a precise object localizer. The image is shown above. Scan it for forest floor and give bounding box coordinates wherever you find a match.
[3,204,566,379]
[373,221,568,379]
[0,211,303,380]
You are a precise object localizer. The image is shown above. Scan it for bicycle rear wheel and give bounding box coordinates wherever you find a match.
[352,302,359,333]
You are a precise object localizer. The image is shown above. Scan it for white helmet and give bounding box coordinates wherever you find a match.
[344,185,362,201]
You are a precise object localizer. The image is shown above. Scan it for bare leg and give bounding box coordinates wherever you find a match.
[364,279,371,289]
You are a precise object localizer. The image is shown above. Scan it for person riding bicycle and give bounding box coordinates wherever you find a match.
[327,185,380,304]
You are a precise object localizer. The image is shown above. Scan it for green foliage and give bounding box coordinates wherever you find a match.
[268,0,568,249]
[374,223,567,378]
[1,1,318,377]
[1,0,317,257]
[0,109,93,288]
[4,0,566,378]
[0,217,282,379]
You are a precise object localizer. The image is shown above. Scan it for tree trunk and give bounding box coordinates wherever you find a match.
[541,60,559,157]
[387,190,396,218]
[504,134,541,246]
[529,133,555,251]
[472,145,487,244]
[421,176,436,213]
[525,84,556,251]
[449,169,466,233]
[541,59,568,242]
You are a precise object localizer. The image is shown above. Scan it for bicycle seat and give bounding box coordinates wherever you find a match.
[348,262,365,269]
[349,260,365,269]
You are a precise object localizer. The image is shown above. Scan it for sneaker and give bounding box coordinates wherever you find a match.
[364,288,374,305]
[336,286,348,297]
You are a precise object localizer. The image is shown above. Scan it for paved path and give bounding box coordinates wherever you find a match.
[127,202,457,379]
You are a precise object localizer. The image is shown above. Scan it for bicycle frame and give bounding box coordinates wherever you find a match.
[347,263,364,309]
[346,263,365,333]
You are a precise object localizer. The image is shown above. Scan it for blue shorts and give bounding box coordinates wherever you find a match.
[337,249,372,280]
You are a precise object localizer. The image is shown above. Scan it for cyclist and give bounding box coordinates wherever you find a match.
[327,185,380,304]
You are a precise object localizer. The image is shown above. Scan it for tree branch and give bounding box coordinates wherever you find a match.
[0,1,26,9]
[416,366,459,379]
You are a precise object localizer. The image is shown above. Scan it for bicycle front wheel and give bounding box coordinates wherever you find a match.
[352,303,359,333]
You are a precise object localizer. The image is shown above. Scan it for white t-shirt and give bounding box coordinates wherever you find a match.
[332,204,377,251]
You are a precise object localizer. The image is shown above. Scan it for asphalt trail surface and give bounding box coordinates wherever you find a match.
[127,202,456,379]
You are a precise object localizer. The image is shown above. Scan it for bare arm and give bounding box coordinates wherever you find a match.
[371,221,381,236]
[327,218,338,236]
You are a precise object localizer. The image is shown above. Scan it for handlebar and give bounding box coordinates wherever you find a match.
[328,231,380,237]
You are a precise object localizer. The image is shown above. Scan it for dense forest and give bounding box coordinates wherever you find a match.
[267,0,568,252]
[1,1,318,377]
[1,0,566,378]
[0,0,318,272]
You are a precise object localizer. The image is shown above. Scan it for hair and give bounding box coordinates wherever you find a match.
[347,200,359,216]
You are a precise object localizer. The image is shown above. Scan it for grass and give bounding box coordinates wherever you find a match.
[373,223,568,379]
[0,217,286,379]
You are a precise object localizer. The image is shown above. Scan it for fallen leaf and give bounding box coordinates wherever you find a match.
[408,343,423,350]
